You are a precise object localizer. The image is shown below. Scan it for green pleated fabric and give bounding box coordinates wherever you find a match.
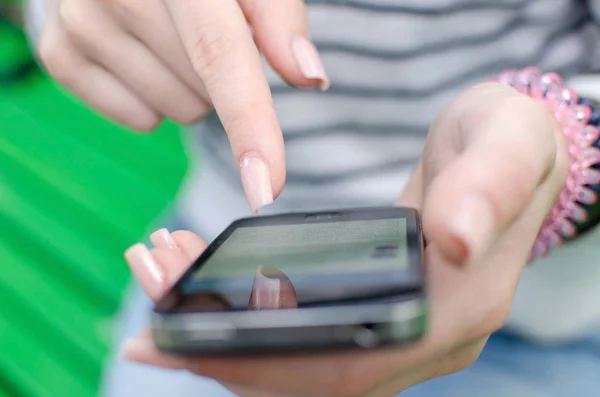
[0,19,188,396]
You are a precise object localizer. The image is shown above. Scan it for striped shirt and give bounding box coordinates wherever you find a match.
[184,0,600,240]
[27,0,600,341]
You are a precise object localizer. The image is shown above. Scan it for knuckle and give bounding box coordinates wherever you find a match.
[450,343,486,373]
[225,104,253,130]
[502,91,546,117]
[37,31,57,68]
[495,154,537,209]
[446,350,480,374]
[59,0,94,42]
[482,298,512,335]
[219,101,265,144]
[458,349,482,371]
[188,30,235,81]
[493,94,558,177]
[475,290,513,337]
[104,0,139,19]
[467,154,537,229]
[162,94,210,125]
[37,33,75,85]
[104,0,129,10]
[428,340,487,381]
[459,82,553,135]
[492,93,551,135]
[459,278,515,341]
[175,108,208,126]
[450,82,509,121]
[126,114,161,132]
[465,81,511,103]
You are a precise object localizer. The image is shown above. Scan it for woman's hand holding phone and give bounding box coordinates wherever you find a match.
[122,84,569,396]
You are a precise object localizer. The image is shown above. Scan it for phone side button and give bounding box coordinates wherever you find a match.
[353,327,380,348]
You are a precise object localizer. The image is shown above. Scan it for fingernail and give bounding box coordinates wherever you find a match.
[124,243,164,300]
[291,36,330,91]
[249,265,298,309]
[240,153,274,213]
[150,228,177,250]
[447,194,495,263]
[249,265,282,310]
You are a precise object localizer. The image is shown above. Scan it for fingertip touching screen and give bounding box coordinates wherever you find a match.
[165,213,422,313]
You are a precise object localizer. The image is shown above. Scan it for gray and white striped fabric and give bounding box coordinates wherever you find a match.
[178,0,600,344]
[186,0,600,238]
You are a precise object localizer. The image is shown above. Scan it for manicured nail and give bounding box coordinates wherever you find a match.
[291,36,330,91]
[150,228,177,249]
[249,265,282,310]
[249,265,298,310]
[447,194,495,263]
[240,153,274,213]
[124,243,164,300]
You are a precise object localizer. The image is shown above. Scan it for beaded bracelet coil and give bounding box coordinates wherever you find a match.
[488,67,600,263]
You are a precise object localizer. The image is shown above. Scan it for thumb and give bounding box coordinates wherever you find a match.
[422,86,566,265]
[239,0,329,90]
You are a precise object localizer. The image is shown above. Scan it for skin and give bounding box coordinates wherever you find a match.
[37,1,570,394]
[38,0,322,200]
[122,84,569,397]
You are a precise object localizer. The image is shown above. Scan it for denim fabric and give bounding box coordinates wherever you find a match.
[403,331,600,397]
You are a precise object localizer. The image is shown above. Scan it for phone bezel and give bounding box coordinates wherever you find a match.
[152,206,426,354]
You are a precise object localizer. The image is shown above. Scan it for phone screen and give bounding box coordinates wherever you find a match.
[172,217,421,312]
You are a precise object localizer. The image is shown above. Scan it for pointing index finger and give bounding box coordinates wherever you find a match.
[165,0,285,212]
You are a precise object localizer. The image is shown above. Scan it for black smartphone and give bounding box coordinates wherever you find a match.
[152,207,427,355]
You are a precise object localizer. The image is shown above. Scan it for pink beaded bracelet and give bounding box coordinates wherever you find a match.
[488,67,600,263]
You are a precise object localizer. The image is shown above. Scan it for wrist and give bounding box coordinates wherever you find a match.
[489,68,600,262]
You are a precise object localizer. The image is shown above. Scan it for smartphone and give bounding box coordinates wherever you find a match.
[152,207,427,355]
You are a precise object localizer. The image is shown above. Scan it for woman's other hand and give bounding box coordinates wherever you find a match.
[121,83,569,397]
